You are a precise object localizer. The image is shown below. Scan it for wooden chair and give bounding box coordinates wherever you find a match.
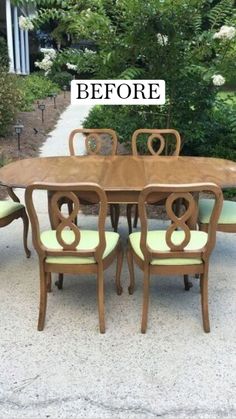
[68,128,120,231]
[127,183,223,333]
[25,182,123,333]
[127,129,182,234]
[199,198,236,233]
[0,188,30,258]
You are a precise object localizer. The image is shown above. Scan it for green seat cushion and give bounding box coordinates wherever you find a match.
[41,230,119,264]
[199,199,236,224]
[129,230,208,266]
[0,200,24,218]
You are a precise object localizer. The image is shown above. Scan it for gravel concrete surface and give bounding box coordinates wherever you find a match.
[0,104,235,419]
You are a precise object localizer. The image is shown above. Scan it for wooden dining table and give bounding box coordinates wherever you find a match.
[1,155,236,203]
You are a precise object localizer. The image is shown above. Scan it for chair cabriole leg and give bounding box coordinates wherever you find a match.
[97,263,105,333]
[55,273,64,289]
[183,275,193,291]
[126,204,133,234]
[38,262,47,331]
[200,268,210,333]
[22,209,31,258]
[115,243,123,295]
[141,266,150,334]
[133,204,138,228]
[127,242,135,295]
[46,272,52,293]
[113,204,120,232]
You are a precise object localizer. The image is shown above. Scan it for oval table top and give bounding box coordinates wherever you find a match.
[0,155,236,190]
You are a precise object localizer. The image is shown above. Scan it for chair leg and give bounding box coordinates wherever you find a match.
[127,243,135,295]
[115,243,123,295]
[113,204,120,232]
[141,266,150,334]
[97,263,105,333]
[126,204,133,234]
[133,204,139,228]
[46,272,52,293]
[110,204,115,229]
[183,275,193,291]
[200,269,210,333]
[55,273,63,290]
[38,262,47,331]
[22,209,31,258]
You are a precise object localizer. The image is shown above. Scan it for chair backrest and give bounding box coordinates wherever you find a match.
[131,129,181,156]
[25,182,107,262]
[138,183,223,263]
[69,128,118,156]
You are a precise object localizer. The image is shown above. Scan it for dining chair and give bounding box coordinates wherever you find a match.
[68,128,120,231]
[127,129,182,234]
[198,198,236,234]
[127,183,223,333]
[0,187,30,258]
[25,182,123,333]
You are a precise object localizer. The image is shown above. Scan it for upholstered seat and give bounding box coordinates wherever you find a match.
[199,199,236,224]
[0,201,24,218]
[0,197,30,258]
[129,230,208,266]
[41,230,119,264]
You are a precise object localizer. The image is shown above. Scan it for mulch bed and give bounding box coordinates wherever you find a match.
[0,92,70,199]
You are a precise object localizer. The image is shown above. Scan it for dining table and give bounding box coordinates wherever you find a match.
[1,155,236,203]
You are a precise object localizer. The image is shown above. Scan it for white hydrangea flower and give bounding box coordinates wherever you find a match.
[40,48,57,59]
[213,25,236,40]
[19,15,34,31]
[212,74,225,86]
[66,63,77,71]
[156,33,168,46]
[35,56,53,72]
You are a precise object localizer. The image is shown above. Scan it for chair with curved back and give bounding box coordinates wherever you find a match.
[127,129,182,234]
[68,128,120,231]
[127,183,223,333]
[0,187,30,258]
[26,182,123,333]
[198,198,236,234]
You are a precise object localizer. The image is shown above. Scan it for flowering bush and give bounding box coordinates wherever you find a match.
[49,47,100,78]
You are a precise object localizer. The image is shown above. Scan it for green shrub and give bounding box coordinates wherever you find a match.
[0,37,9,70]
[16,74,60,111]
[0,71,22,136]
[49,71,73,88]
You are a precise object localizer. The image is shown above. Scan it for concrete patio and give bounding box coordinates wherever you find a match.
[0,104,235,419]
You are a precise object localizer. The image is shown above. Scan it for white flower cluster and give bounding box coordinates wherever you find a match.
[35,48,56,75]
[84,48,96,54]
[40,48,56,59]
[156,33,168,46]
[19,15,34,31]
[212,74,225,86]
[66,63,77,71]
[213,25,236,40]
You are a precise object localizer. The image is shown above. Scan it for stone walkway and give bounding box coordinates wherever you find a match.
[0,103,236,419]
[40,104,93,156]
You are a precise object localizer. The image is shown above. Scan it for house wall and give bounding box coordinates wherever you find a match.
[3,0,30,74]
